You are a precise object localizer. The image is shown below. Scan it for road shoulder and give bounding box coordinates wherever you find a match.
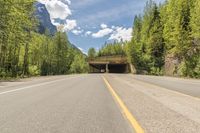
[105,74,200,133]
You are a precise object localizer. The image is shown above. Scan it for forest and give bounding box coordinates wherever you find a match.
[1,0,199,79]
[90,0,200,78]
[0,1,88,79]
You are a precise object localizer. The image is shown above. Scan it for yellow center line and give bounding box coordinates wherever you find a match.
[102,76,144,133]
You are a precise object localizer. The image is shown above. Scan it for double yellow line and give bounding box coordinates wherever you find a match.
[102,76,144,133]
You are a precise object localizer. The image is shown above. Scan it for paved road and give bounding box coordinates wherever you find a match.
[132,75,200,98]
[0,74,200,133]
[105,74,200,133]
[0,75,133,133]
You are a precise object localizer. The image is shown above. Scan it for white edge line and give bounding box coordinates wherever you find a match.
[0,76,78,95]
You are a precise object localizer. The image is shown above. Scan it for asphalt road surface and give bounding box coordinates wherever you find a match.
[132,75,200,98]
[0,74,200,133]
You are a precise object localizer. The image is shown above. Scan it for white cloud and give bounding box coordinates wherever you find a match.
[64,19,77,31]
[37,0,47,4]
[38,0,71,5]
[109,27,132,42]
[51,21,60,27]
[90,23,113,38]
[38,0,71,20]
[85,31,92,36]
[88,24,132,41]
[61,0,71,5]
[111,25,116,29]
[92,28,113,38]
[72,29,83,35]
[100,23,107,29]
[37,0,75,32]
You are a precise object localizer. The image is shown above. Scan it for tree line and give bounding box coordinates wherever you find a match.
[127,0,200,78]
[0,1,88,79]
[89,0,200,78]
[97,42,126,57]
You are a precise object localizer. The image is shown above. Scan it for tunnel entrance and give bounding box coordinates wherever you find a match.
[89,63,130,73]
[89,64,106,73]
[108,64,128,73]
[88,56,131,73]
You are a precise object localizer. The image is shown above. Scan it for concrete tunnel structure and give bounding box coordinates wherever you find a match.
[88,56,131,73]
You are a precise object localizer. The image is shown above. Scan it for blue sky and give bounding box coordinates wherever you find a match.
[38,0,165,54]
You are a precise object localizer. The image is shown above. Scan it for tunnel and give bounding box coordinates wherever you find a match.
[89,63,130,73]
[88,56,130,73]
[89,64,106,73]
[108,64,128,73]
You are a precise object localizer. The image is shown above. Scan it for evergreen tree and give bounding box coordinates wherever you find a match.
[148,4,165,74]
[0,1,89,78]
[126,15,143,72]
[184,0,200,78]
[88,48,96,58]
[70,53,88,74]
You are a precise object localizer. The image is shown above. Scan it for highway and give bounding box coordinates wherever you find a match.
[0,74,200,133]
[131,75,200,98]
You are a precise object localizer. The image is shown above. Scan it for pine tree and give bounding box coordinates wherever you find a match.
[148,4,164,74]
[88,48,96,58]
[190,0,200,49]
[162,0,176,54]
[184,0,200,78]
[126,15,142,72]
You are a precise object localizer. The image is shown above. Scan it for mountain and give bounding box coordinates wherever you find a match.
[35,2,57,35]
[34,2,82,53]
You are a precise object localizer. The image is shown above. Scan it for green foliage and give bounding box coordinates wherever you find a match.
[0,1,88,78]
[188,0,200,78]
[127,1,165,75]
[29,31,88,76]
[190,0,200,40]
[125,0,200,78]
[98,42,126,57]
[88,48,96,58]
[70,53,89,74]
[0,0,36,77]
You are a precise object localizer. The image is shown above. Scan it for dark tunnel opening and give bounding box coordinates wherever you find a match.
[89,64,106,73]
[108,64,127,73]
[89,64,129,73]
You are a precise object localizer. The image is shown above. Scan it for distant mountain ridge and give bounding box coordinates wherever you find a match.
[34,2,81,52]
[35,2,57,35]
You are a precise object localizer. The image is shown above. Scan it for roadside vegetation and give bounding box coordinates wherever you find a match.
[128,0,200,78]
[90,0,200,78]
[98,42,126,57]
[0,1,88,79]
[1,0,199,79]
